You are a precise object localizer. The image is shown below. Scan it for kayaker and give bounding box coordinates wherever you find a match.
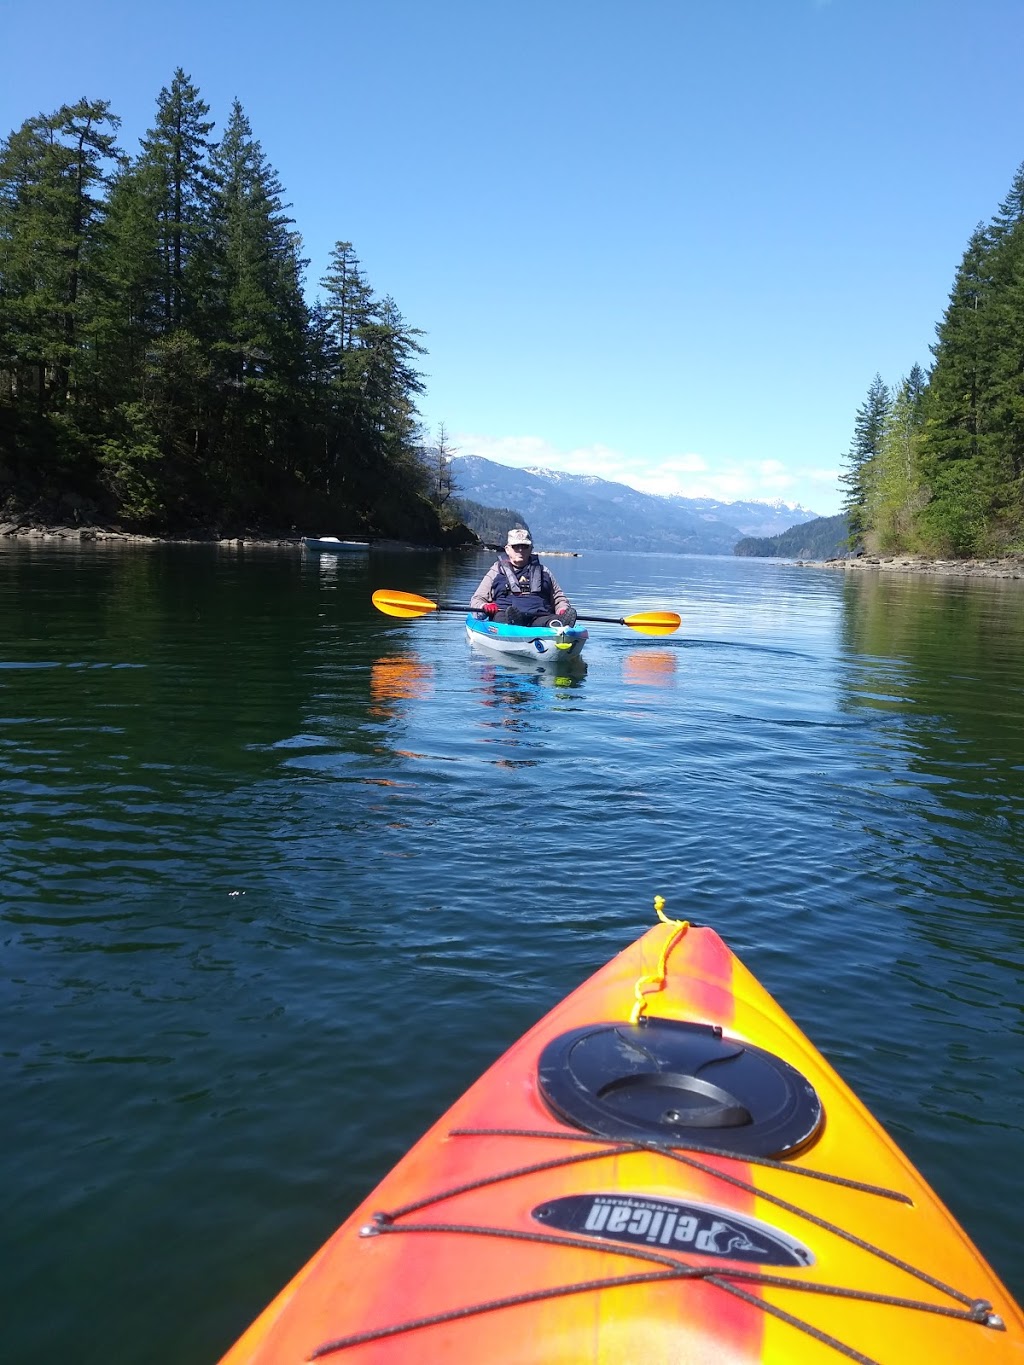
[470,528,578,626]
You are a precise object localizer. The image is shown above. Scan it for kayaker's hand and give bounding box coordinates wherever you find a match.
[558,606,578,627]
[483,602,498,616]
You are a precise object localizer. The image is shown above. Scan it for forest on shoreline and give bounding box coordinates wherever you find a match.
[4,71,1024,558]
[841,161,1024,559]
[0,71,467,544]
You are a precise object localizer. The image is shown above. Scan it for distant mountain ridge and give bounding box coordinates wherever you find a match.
[450,454,820,554]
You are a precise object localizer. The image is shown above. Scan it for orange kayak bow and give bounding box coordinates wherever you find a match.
[219,901,1023,1364]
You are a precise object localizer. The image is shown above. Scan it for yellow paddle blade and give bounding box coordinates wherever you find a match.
[372,589,439,618]
[622,611,681,636]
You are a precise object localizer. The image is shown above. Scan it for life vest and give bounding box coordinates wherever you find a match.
[492,552,551,616]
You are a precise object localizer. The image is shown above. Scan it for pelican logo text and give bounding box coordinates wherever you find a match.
[532,1195,814,1267]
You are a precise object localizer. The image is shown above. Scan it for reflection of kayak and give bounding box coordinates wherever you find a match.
[465,612,588,663]
[218,902,1023,1364]
[301,536,370,552]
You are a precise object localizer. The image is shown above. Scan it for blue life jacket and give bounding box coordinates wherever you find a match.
[492,552,552,617]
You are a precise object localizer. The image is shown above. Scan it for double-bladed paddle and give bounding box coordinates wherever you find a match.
[371,589,681,636]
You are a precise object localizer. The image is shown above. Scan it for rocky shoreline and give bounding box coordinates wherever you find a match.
[0,523,452,551]
[798,553,1024,580]
[0,522,290,545]
[3,525,1022,576]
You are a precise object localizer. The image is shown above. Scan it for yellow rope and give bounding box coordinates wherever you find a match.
[629,895,690,1023]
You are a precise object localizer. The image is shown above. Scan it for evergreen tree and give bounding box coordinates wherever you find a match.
[91,153,163,404]
[136,69,216,330]
[318,240,379,498]
[321,241,374,352]
[906,362,927,407]
[316,256,427,506]
[865,368,928,552]
[981,178,1024,526]
[210,100,308,381]
[0,100,120,415]
[303,299,340,490]
[207,100,309,506]
[839,373,890,544]
[920,227,998,553]
[424,421,458,513]
[99,71,223,522]
[357,294,426,473]
[987,160,1024,247]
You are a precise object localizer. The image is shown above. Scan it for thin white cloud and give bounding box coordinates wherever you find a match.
[455,431,839,512]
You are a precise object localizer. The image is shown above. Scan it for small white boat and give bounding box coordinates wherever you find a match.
[465,612,588,663]
[300,536,370,552]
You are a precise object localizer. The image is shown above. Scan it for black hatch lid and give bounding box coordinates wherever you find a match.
[537,1018,822,1158]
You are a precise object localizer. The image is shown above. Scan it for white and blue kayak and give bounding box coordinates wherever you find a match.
[465,612,588,663]
[301,536,370,552]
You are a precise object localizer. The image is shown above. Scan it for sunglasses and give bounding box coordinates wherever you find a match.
[509,543,531,551]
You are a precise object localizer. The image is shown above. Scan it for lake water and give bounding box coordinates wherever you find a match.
[2,541,1022,1362]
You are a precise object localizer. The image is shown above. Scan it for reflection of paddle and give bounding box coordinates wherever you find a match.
[369,656,434,704]
[372,589,681,635]
[623,649,678,686]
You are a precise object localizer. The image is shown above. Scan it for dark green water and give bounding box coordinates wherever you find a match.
[2,543,1022,1362]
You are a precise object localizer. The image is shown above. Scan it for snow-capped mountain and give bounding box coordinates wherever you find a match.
[450,455,820,553]
[665,494,818,538]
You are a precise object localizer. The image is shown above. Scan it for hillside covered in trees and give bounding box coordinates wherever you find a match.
[449,497,528,547]
[842,162,1024,557]
[734,512,850,560]
[0,72,456,541]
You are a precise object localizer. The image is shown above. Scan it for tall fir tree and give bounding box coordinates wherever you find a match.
[920,226,1000,552]
[839,373,890,544]
[980,168,1024,524]
[321,241,374,352]
[101,71,220,521]
[0,100,120,416]
[92,153,163,402]
[357,294,426,475]
[136,69,216,330]
[318,241,383,500]
[207,100,309,504]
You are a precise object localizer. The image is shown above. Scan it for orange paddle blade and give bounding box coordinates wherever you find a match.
[621,611,681,635]
[372,589,439,618]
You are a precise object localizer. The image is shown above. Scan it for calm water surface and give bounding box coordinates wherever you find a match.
[2,542,1022,1362]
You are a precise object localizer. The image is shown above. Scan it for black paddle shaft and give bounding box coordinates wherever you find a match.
[442,604,622,625]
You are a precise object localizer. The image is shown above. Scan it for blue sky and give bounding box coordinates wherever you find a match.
[4,0,1024,516]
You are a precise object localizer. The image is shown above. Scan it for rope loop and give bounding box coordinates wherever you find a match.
[629,895,690,1023]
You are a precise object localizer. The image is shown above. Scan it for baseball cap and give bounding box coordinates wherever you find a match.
[507,528,532,546]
